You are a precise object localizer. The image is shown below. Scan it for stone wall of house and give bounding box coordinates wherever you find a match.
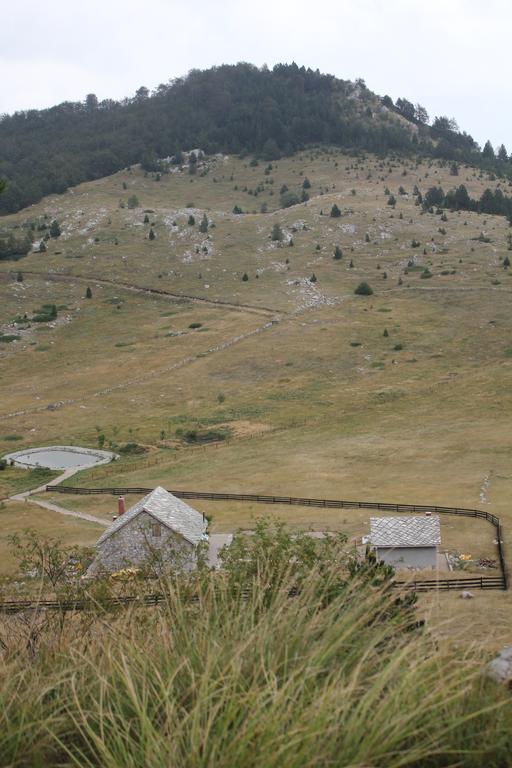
[88,511,196,575]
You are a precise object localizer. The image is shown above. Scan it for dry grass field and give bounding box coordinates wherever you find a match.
[1,147,511,637]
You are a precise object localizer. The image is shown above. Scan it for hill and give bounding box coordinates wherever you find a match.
[1,62,511,214]
[0,144,511,643]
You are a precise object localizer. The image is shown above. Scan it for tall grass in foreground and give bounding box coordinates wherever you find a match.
[1,566,511,768]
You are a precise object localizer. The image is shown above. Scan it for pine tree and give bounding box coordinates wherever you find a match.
[302,177,311,189]
[242,272,249,281]
[188,215,195,226]
[333,246,343,260]
[330,204,341,218]
[504,256,511,269]
[271,223,283,242]
[310,273,317,283]
[482,140,495,160]
[143,214,149,224]
[16,271,23,283]
[39,240,47,253]
[85,286,92,298]
[199,213,209,233]
[49,220,61,238]
[149,228,156,240]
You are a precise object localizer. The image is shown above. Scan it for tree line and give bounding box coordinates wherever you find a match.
[0,62,511,214]
[423,184,512,221]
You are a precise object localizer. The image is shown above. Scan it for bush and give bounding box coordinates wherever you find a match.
[330,204,341,218]
[242,273,249,281]
[118,442,147,455]
[271,223,283,242]
[49,220,61,238]
[127,195,139,209]
[183,428,230,444]
[0,334,21,343]
[354,282,373,296]
[188,322,202,329]
[280,191,300,208]
[31,304,57,322]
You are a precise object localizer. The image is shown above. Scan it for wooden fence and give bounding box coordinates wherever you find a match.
[47,485,508,591]
[0,574,506,615]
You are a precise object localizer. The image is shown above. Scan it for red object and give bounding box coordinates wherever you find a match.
[118,496,126,516]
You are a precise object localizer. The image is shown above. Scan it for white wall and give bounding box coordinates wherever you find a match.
[376,546,437,570]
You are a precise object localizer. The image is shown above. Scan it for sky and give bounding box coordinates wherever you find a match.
[2,0,511,152]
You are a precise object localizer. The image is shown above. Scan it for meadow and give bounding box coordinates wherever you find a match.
[0,147,511,638]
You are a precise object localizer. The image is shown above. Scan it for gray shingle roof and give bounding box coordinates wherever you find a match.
[369,516,441,548]
[96,486,208,546]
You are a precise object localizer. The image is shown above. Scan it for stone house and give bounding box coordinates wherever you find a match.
[369,515,441,570]
[87,486,208,575]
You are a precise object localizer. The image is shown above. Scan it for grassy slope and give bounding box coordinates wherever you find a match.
[0,147,511,636]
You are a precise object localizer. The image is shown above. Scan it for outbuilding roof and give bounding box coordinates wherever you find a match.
[96,486,208,546]
[369,516,441,548]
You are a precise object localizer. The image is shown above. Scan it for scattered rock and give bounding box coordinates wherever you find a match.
[486,647,512,687]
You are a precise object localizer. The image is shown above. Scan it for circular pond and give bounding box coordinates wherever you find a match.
[3,446,117,471]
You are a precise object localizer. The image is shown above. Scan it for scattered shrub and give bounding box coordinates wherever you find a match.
[354,282,373,296]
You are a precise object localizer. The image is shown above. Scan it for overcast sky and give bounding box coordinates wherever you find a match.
[2,0,510,151]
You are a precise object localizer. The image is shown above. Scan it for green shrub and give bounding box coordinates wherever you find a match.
[118,442,147,455]
[189,322,202,329]
[354,282,373,296]
[183,428,230,444]
[0,334,21,343]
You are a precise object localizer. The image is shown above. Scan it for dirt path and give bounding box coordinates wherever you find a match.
[0,318,279,421]
[8,467,108,527]
[18,270,283,316]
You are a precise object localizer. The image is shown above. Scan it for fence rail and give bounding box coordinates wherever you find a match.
[46,485,508,591]
[0,575,506,614]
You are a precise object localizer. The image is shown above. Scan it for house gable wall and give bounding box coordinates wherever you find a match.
[89,511,195,574]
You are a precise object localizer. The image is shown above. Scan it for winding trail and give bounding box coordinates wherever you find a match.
[0,318,279,421]
[8,468,108,527]
[17,270,283,316]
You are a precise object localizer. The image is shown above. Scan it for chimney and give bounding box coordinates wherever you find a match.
[118,496,126,516]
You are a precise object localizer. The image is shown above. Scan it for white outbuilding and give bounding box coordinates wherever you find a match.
[369,515,441,570]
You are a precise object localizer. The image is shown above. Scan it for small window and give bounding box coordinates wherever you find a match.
[151,522,162,538]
